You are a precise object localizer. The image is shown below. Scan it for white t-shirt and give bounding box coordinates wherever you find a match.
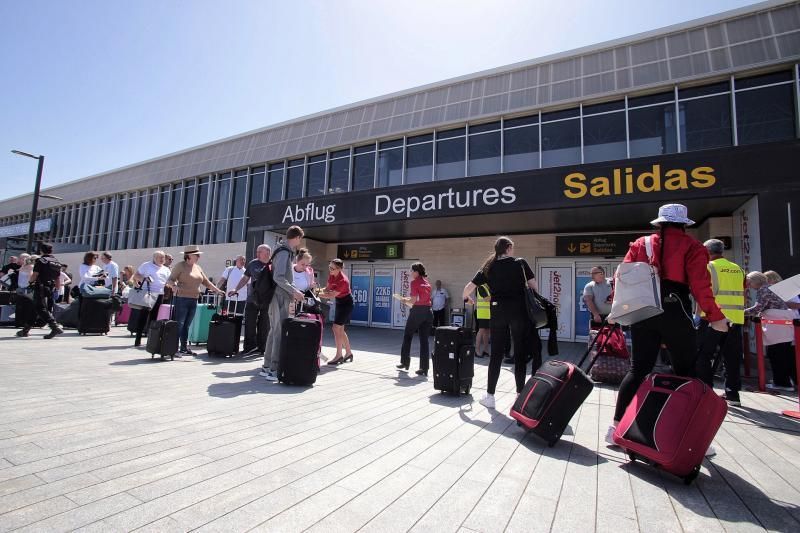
[432,288,449,311]
[221,265,248,300]
[58,271,70,297]
[103,260,119,279]
[79,264,103,288]
[292,266,314,293]
[17,267,32,289]
[136,261,171,295]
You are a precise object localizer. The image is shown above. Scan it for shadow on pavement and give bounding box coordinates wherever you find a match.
[84,344,138,351]
[207,376,311,398]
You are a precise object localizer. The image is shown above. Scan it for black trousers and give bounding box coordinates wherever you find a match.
[401,306,433,370]
[23,285,57,330]
[614,286,696,422]
[432,308,447,330]
[696,321,742,393]
[134,295,163,343]
[767,342,797,387]
[244,299,270,353]
[489,301,531,394]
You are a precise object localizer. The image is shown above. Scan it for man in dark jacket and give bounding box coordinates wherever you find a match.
[16,243,64,339]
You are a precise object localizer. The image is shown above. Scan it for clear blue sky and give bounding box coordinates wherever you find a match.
[0,0,759,201]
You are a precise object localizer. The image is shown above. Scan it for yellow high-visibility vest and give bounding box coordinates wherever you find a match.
[707,257,745,325]
[476,284,491,320]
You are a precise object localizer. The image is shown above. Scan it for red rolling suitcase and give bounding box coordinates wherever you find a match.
[510,323,619,446]
[613,374,727,484]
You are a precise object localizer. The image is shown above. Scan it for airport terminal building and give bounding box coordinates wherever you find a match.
[2,0,799,339]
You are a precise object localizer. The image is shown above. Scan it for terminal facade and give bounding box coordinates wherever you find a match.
[1,0,799,339]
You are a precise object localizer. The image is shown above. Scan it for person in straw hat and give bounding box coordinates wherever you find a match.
[604,204,728,454]
[166,245,224,356]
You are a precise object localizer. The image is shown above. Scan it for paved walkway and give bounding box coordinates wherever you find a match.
[0,325,799,532]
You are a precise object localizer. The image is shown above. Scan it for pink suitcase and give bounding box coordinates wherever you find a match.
[156,304,173,322]
[613,374,727,484]
[115,303,132,325]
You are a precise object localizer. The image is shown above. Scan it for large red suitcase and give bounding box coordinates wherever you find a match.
[613,374,727,484]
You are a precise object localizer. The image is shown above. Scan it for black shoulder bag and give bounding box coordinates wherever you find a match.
[521,262,548,328]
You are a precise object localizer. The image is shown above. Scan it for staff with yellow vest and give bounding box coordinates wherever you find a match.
[475,284,491,358]
[696,239,745,407]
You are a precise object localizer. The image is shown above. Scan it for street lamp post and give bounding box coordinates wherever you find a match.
[11,150,46,253]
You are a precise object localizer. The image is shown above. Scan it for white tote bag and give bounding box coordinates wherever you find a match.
[127,281,157,310]
[608,236,664,326]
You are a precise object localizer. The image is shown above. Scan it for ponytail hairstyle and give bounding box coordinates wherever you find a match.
[481,236,514,276]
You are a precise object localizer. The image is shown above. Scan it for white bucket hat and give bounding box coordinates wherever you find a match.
[650,203,695,226]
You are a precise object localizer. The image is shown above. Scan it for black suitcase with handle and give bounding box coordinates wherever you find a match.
[433,326,474,395]
[78,297,113,334]
[207,300,243,357]
[278,316,322,386]
[146,319,178,360]
[510,322,617,446]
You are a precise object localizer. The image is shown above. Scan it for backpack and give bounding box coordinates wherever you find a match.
[36,256,63,285]
[251,245,291,308]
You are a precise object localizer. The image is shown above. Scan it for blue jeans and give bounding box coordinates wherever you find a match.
[173,296,198,350]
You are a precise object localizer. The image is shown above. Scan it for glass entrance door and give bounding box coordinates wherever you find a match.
[348,263,407,328]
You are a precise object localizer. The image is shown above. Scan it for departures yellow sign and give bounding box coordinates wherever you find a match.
[563,164,716,199]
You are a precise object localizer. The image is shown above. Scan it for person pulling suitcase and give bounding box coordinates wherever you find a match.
[604,204,728,458]
[462,236,537,409]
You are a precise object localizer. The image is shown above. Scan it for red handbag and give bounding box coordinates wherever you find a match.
[594,325,629,359]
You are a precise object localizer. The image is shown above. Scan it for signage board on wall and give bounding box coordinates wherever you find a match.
[733,197,762,353]
[251,142,800,233]
[393,267,412,328]
[350,268,371,324]
[338,243,404,260]
[0,218,52,239]
[371,269,394,326]
[538,265,574,340]
[556,233,641,257]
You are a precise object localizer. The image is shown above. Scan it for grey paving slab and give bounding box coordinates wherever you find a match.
[0,326,798,533]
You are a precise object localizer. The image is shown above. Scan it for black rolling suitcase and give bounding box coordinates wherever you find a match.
[510,322,619,446]
[146,305,178,360]
[78,297,113,335]
[278,315,322,386]
[207,300,243,357]
[433,326,474,395]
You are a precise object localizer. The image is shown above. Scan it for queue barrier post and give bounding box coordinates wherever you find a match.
[781,318,800,420]
[753,317,767,393]
[743,318,751,378]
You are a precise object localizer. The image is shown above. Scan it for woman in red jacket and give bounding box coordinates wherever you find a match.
[606,204,728,445]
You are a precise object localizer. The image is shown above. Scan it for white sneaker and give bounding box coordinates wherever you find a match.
[705,444,717,457]
[264,371,278,382]
[258,367,269,377]
[766,383,794,393]
[605,425,617,446]
[479,393,495,409]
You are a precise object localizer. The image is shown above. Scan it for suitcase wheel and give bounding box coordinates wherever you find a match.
[151,354,155,359]
[627,452,637,462]
[683,465,701,485]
